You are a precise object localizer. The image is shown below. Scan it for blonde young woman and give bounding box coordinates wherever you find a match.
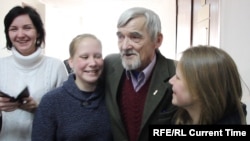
[169,45,246,124]
[32,34,113,141]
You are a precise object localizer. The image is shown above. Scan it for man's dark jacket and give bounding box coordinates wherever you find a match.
[104,51,177,141]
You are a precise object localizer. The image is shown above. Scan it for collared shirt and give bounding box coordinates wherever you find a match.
[125,55,156,92]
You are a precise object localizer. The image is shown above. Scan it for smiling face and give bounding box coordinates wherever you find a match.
[116,16,161,71]
[8,14,38,56]
[69,37,103,91]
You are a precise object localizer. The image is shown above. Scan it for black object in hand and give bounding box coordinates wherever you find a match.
[0,87,30,103]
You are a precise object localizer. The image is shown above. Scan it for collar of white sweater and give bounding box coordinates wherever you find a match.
[12,47,44,69]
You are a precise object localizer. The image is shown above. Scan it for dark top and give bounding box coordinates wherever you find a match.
[63,59,72,74]
[32,74,113,141]
[216,103,247,124]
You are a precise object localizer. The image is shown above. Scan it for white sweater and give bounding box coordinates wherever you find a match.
[0,47,68,141]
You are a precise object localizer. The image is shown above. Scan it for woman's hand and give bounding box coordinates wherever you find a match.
[18,97,38,113]
[0,96,20,112]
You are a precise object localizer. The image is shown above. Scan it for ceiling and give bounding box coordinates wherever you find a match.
[39,0,85,7]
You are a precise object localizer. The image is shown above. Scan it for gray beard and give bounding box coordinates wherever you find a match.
[122,58,141,70]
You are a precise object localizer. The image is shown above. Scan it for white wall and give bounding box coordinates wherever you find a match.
[220,0,250,123]
[44,0,176,61]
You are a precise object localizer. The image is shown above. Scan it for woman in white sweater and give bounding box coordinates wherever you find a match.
[0,5,68,141]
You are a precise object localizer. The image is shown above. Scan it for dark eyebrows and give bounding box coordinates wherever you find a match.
[9,24,33,28]
[116,31,122,36]
[116,31,143,39]
[130,32,142,37]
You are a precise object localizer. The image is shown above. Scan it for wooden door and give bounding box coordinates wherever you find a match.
[192,0,219,47]
[176,0,219,58]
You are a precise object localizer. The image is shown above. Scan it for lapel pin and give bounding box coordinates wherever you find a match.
[153,90,158,95]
